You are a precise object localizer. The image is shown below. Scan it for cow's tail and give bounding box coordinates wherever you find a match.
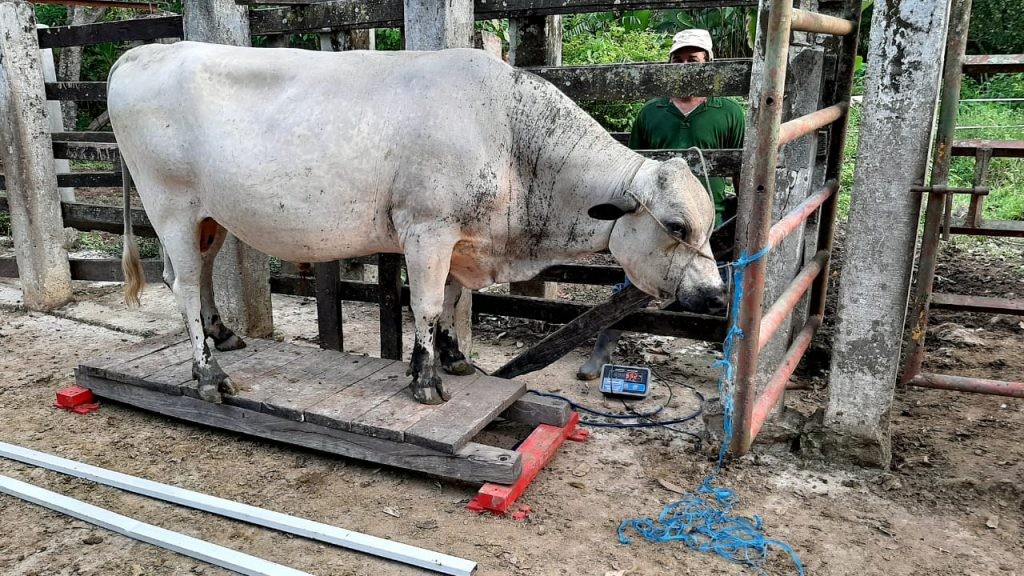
[122,173,145,308]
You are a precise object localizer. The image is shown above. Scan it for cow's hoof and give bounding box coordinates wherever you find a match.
[197,383,223,404]
[442,358,476,376]
[214,333,246,352]
[412,376,451,405]
[193,362,230,403]
[218,376,237,396]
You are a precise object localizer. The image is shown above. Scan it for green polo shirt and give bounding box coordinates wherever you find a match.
[628,97,745,223]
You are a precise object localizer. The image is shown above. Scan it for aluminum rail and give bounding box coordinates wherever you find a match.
[790,9,856,36]
[0,442,477,576]
[778,102,848,146]
[0,475,311,576]
[750,315,822,438]
[757,249,829,353]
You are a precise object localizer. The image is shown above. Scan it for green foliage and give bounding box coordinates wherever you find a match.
[0,202,10,237]
[968,0,1024,56]
[375,28,403,51]
[34,5,67,27]
[836,105,860,221]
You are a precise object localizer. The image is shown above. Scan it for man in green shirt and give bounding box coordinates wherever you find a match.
[578,29,746,381]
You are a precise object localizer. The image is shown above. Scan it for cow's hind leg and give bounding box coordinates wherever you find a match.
[197,218,245,352]
[404,239,456,404]
[161,220,234,403]
[437,276,474,376]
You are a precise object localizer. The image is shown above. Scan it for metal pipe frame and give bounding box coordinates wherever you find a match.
[790,8,856,36]
[902,0,973,382]
[750,315,822,438]
[766,179,838,248]
[757,249,828,353]
[778,102,848,146]
[731,0,795,456]
[909,184,989,195]
[907,373,1024,398]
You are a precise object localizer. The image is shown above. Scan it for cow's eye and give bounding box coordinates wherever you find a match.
[665,221,690,240]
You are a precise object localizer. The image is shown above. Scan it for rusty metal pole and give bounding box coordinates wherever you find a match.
[901,0,973,382]
[732,0,795,456]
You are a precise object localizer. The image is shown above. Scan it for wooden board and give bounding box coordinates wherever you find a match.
[77,337,529,478]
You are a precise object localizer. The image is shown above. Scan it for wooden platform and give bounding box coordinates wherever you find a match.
[76,336,572,484]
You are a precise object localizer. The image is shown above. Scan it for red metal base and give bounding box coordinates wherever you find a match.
[907,372,1024,398]
[54,386,100,414]
[467,412,587,516]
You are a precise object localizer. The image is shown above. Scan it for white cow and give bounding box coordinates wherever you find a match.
[110,42,724,405]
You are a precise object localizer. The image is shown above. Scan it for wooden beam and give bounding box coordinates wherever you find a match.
[52,131,118,143]
[37,15,183,49]
[249,0,757,33]
[529,60,752,101]
[52,141,119,162]
[32,0,162,11]
[44,81,107,102]
[0,258,162,283]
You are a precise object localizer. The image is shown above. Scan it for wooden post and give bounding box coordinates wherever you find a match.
[378,254,403,360]
[183,0,274,338]
[0,1,73,311]
[402,0,474,358]
[508,16,562,300]
[315,261,343,351]
[37,25,74,202]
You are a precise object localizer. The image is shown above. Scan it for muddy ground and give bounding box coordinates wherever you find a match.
[0,231,1021,576]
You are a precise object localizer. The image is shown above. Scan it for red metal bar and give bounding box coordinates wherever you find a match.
[951,140,1024,158]
[767,180,838,249]
[732,0,795,457]
[930,293,1024,315]
[750,316,822,439]
[466,412,587,515]
[907,373,1024,398]
[790,8,856,36]
[962,54,1024,74]
[757,250,828,352]
[778,102,848,147]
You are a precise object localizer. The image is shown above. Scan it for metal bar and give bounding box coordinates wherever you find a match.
[790,9,855,36]
[907,373,1024,398]
[0,442,477,576]
[909,184,989,195]
[0,475,312,576]
[962,54,1024,74]
[959,98,1024,103]
[949,220,1024,237]
[766,180,838,248]
[750,316,822,439]
[902,0,973,382]
[955,124,1024,130]
[732,0,795,456]
[930,293,1024,315]
[778,102,848,146]
[951,140,1024,157]
[808,0,863,321]
[757,250,828,352]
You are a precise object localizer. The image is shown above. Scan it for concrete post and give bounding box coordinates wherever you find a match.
[508,16,562,300]
[0,1,73,310]
[183,0,274,338]
[818,0,952,467]
[36,25,73,202]
[403,0,473,356]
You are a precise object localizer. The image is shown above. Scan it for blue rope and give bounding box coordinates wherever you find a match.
[618,247,805,576]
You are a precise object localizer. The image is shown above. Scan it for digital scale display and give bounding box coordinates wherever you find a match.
[599,364,652,398]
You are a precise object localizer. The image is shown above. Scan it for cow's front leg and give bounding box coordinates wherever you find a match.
[437,275,474,376]
[404,243,454,405]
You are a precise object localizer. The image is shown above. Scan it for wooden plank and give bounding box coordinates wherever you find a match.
[249,0,756,33]
[0,257,163,283]
[216,343,319,410]
[502,393,572,428]
[258,350,392,421]
[62,201,156,237]
[79,333,188,375]
[492,284,652,379]
[962,54,1024,74]
[51,131,118,143]
[315,261,343,351]
[949,220,1024,237]
[78,373,522,484]
[144,338,280,396]
[58,172,122,188]
[529,60,752,101]
[349,372,482,442]
[951,139,1024,158]
[405,375,527,453]
[37,15,182,49]
[931,293,1024,315]
[377,254,403,360]
[45,81,107,102]
[303,361,409,431]
[52,141,119,162]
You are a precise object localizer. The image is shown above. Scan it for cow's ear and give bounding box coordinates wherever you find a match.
[588,199,637,221]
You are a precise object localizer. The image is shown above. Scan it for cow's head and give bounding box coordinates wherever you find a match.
[589,158,726,314]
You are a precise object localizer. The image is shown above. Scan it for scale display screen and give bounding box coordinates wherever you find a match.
[599,364,652,398]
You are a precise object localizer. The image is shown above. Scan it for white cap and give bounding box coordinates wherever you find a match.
[670,29,714,61]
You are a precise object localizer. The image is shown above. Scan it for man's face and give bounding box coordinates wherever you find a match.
[669,47,708,64]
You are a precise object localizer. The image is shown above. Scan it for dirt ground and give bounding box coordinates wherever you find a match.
[0,234,1022,576]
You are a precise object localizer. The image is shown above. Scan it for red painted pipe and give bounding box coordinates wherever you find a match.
[751,316,822,439]
[778,103,848,147]
[907,373,1024,398]
[767,180,838,249]
[757,250,828,352]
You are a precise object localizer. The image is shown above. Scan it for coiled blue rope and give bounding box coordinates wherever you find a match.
[618,247,805,576]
